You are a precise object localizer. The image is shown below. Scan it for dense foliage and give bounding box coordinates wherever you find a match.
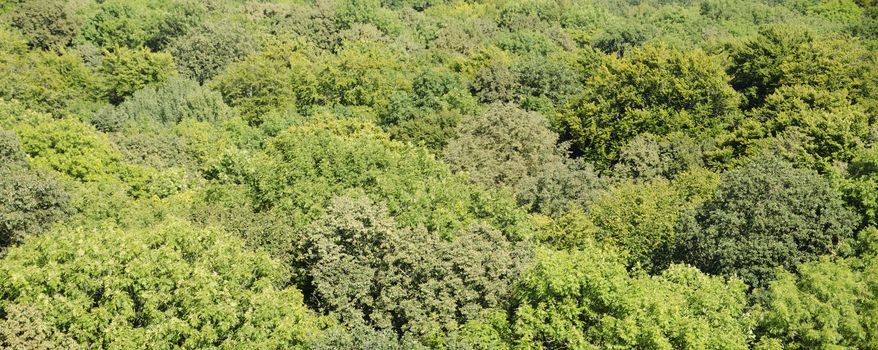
[1,0,877,348]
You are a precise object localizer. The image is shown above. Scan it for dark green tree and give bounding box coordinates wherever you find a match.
[9,0,79,50]
[299,195,528,344]
[168,22,261,84]
[0,130,69,252]
[678,155,858,287]
[728,25,878,110]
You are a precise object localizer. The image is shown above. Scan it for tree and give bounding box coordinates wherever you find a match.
[842,146,878,228]
[9,0,79,50]
[587,172,719,273]
[0,304,81,350]
[443,104,602,214]
[80,1,151,49]
[505,246,752,349]
[381,68,478,150]
[211,45,319,124]
[0,130,68,252]
[98,46,177,104]
[5,108,124,182]
[678,155,858,288]
[169,22,261,84]
[754,230,878,349]
[299,195,528,343]
[251,118,529,241]
[614,132,706,180]
[471,59,520,104]
[92,77,236,132]
[710,84,872,172]
[0,221,323,349]
[728,25,878,110]
[514,55,582,109]
[0,48,98,116]
[319,41,409,113]
[559,45,740,166]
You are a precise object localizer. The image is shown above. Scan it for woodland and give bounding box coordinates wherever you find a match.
[1,0,878,348]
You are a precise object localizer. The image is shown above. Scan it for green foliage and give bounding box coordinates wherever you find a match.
[754,235,878,349]
[211,46,319,124]
[713,85,872,171]
[728,25,878,110]
[0,130,68,252]
[2,0,878,346]
[843,146,878,228]
[319,41,409,112]
[678,155,858,287]
[98,46,177,104]
[514,55,582,109]
[0,129,24,165]
[382,68,478,150]
[614,133,707,180]
[506,246,752,349]
[9,0,79,50]
[0,221,322,349]
[0,304,81,349]
[142,2,205,51]
[471,59,520,104]
[252,118,528,237]
[113,132,193,169]
[443,103,601,214]
[300,195,528,343]
[169,22,261,84]
[80,1,151,49]
[587,172,719,273]
[93,77,235,132]
[3,107,123,182]
[0,48,98,115]
[560,45,740,165]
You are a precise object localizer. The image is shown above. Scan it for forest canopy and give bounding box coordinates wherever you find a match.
[1,0,878,348]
